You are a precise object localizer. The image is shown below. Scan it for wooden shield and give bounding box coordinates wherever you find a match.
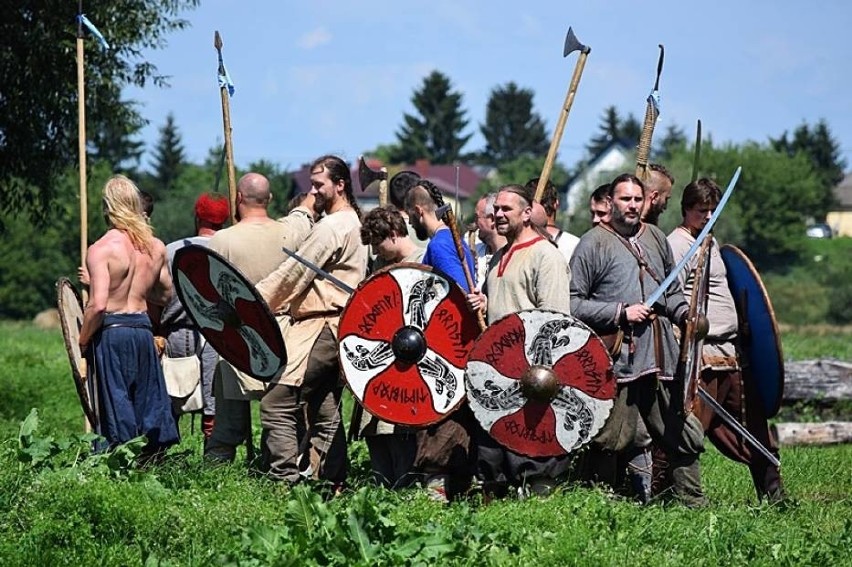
[466,310,616,458]
[172,245,286,382]
[338,263,480,427]
[720,245,784,417]
[56,278,97,428]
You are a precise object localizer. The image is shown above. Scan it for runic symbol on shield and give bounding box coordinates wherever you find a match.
[338,263,481,427]
[466,310,616,458]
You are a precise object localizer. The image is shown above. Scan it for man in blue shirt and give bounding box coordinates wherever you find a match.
[404,179,475,292]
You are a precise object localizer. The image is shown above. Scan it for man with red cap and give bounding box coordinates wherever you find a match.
[158,192,230,445]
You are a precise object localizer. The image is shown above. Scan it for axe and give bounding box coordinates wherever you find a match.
[534,26,591,203]
[635,44,664,183]
[357,156,389,207]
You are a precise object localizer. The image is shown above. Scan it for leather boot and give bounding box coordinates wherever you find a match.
[670,456,707,508]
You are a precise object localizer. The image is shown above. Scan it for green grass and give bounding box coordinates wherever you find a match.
[0,322,849,566]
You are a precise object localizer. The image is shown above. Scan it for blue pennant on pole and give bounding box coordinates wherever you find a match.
[218,63,235,97]
[77,14,110,50]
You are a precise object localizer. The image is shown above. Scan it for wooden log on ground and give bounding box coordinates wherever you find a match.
[772,422,852,446]
[782,359,852,402]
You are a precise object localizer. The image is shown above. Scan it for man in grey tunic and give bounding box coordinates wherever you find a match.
[570,173,707,507]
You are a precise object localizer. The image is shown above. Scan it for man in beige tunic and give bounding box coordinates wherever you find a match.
[256,155,368,486]
[468,184,572,497]
[204,173,315,463]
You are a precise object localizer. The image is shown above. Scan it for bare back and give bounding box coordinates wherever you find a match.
[98,229,171,312]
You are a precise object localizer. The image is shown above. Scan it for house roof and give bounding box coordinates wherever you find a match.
[290,158,484,203]
[835,172,852,210]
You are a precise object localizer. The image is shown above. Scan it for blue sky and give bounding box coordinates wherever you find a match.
[124,1,852,176]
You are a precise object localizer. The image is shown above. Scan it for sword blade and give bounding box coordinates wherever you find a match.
[281,246,355,295]
[645,166,741,308]
[696,386,780,468]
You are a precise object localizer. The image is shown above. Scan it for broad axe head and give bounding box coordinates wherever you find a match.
[563,26,590,57]
[357,155,388,192]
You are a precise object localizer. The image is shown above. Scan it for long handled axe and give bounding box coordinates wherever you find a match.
[533,27,591,203]
[635,45,664,183]
[357,156,389,207]
[214,31,238,224]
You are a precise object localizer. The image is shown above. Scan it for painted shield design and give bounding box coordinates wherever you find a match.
[720,245,784,417]
[57,277,97,428]
[172,245,286,382]
[338,263,481,427]
[466,310,616,458]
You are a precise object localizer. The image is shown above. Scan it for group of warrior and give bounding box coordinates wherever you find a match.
[78,154,783,507]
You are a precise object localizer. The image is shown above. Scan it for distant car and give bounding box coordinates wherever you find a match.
[806,223,833,238]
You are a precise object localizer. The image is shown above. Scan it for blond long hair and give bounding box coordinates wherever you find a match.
[102,175,154,254]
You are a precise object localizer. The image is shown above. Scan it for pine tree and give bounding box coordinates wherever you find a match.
[391,71,472,164]
[585,106,623,157]
[479,82,549,165]
[149,113,186,197]
[655,124,687,161]
[771,120,847,217]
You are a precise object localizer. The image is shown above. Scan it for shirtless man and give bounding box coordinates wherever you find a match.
[79,175,178,454]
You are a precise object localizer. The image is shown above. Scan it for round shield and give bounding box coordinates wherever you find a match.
[172,245,286,382]
[466,310,616,458]
[338,263,481,427]
[56,277,97,428]
[720,245,784,417]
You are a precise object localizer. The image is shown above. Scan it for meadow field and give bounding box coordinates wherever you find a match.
[0,322,849,566]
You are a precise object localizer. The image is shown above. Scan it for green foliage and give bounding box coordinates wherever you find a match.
[770,120,847,218]
[478,82,549,165]
[0,0,200,224]
[148,113,187,197]
[89,101,147,177]
[391,71,473,164]
[0,322,851,566]
[585,106,641,159]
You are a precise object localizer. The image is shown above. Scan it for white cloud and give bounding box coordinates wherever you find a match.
[297,26,332,50]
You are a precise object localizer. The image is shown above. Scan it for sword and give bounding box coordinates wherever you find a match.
[281,246,355,295]
[280,246,363,442]
[644,166,741,308]
[696,386,781,468]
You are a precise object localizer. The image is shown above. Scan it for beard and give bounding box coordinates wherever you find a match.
[313,192,328,215]
[413,222,429,241]
[610,205,640,235]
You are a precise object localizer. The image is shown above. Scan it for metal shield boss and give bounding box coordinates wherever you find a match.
[57,277,98,428]
[720,245,785,417]
[172,245,286,382]
[338,263,480,427]
[466,310,616,458]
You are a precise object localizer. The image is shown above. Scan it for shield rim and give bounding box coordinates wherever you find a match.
[720,244,785,417]
[171,244,287,382]
[465,308,616,457]
[338,262,477,427]
[56,277,98,429]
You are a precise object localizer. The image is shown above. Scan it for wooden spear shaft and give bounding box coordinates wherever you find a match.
[215,31,237,224]
[76,8,88,281]
[534,49,590,203]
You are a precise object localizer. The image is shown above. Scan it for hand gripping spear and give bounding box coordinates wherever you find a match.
[533,27,591,203]
[214,31,238,224]
[635,45,665,183]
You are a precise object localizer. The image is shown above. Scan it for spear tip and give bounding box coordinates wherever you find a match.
[214,30,223,50]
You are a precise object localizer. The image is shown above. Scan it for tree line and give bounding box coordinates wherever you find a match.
[0,3,847,321]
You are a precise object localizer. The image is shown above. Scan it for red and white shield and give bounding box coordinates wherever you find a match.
[172,245,286,382]
[466,310,616,458]
[338,263,480,427]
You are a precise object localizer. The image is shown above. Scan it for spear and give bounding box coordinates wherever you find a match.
[214,31,237,224]
[691,119,702,182]
[76,1,88,285]
[635,45,665,183]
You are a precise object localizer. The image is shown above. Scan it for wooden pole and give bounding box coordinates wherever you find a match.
[214,31,237,224]
[378,167,388,208]
[77,4,88,282]
[534,48,590,203]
